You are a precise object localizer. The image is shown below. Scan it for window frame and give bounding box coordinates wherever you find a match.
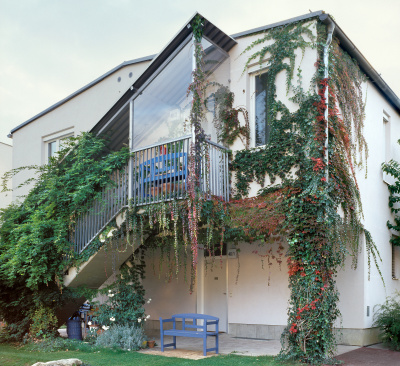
[42,127,74,163]
[249,66,270,148]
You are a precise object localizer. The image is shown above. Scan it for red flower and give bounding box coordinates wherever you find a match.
[301,272,306,277]
[321,177,327,182]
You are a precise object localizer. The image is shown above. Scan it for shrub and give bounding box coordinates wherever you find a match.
[94,324,146,351]
[374,292,400,350]
[29,305,58,339]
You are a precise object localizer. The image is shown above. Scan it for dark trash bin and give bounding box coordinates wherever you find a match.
[67,314,82,340]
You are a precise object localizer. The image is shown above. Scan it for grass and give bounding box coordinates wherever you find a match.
[0,343,303,366]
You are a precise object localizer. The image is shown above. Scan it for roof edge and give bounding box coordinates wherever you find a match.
[8,54,154,137]
[231,10,324,39]
[319,14,400,114]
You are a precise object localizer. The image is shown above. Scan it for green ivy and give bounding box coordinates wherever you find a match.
[0,133,130,339]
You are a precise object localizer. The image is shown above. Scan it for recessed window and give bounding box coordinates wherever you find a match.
[46,137,71,162]
[255,73,270,146]
[392,235,400,280]
[384,115,390,164]
[43,128,74,163]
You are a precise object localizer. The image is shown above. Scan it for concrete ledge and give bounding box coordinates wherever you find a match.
[335,327,380,346]
[229,323,285,340]
[228,323,381,346]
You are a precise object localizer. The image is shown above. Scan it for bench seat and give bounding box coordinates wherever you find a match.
[160,313,219,356]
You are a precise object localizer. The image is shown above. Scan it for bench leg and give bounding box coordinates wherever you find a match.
[173,335,176,349]
[161,331,164,352]
[216,333,219,354]
[203,336,207,356]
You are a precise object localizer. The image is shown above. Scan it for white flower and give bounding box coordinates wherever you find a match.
[99,234,106,243]
[108,293,114,297]
[147,298,152,304]
[127,349,131,351]
[110,317,115,322]
[102,325,109,330]
[138,318,142,323]
[108,289,112,293]
[88,321,92,326]
[107,228,117,238]
[146,315,150,319]
[144,318,147,321]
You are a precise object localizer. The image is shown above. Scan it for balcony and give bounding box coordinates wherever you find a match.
[71,136,229,254]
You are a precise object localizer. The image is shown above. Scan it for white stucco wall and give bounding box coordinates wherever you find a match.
[0,142,12,209]
[143,249,197,319]
[355,79,400,329]
[11,60,150,199]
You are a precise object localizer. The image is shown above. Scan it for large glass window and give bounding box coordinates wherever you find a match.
[133,40,192,150]
[255,73,270,146]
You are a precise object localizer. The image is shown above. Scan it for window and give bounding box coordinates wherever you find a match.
[255,73,270,146]
[383,114,390,164]
[383,113,391,183]
[392,235,400,280]
[43,127,74,163]
[47,137,70,162]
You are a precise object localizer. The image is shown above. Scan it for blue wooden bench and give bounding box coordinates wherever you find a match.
[159,313,219,356]
[139,152,188,197]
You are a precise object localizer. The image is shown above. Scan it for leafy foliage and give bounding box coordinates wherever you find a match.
[94,251,147,328]
[382,148,400,246]
[230,19,380,364]
[0,133,130,340]
[374,292,400,350]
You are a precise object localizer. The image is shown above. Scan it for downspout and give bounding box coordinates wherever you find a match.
[320,14,335,182]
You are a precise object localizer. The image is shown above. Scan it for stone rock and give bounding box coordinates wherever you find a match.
[31,359,82,366]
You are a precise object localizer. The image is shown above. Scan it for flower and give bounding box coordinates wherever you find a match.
[108,293,114,298]
[138,318,142,323]
[110,317,115,322]
[99,234,106,243]
[147,298,152,304]
[102,325,109,330]
[88,321,92,326]
[146,315,150,319]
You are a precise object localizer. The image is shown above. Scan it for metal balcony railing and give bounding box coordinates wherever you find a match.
[71,168,128,254]
[71,136,229,254]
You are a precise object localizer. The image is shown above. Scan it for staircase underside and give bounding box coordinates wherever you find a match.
[64,241,133,289]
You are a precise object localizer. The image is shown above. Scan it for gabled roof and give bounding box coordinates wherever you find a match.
[9,11,400,138]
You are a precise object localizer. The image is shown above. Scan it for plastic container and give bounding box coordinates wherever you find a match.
[66,315,82,340]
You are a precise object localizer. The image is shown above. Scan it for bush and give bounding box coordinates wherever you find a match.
[29,305,58,339]
[374,292,400,350]
[95,324,146,351]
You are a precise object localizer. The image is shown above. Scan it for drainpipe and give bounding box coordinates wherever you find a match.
[320,14,335,183]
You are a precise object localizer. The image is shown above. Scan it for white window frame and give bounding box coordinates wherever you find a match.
[42,127,74,163]
[383,111,391,184]
[248,63,270,148]
[392,235,400,280]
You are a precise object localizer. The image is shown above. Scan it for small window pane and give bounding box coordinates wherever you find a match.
[48,141,57,160]
[255,73,270,146]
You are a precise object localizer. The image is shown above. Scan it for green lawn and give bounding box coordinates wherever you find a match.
[0,344,303,366]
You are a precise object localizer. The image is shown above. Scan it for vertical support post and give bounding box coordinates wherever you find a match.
[191,34,196,148]
[128,100,134,206]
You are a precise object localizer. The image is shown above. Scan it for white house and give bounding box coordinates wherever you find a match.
[7,11,400,346]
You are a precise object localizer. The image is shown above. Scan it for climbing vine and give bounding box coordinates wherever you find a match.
[228,19,381,364]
